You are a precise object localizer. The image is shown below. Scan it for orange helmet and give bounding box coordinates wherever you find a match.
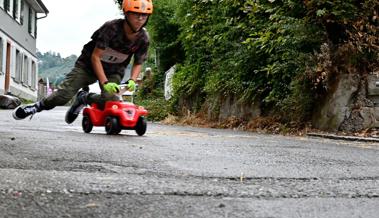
[123,0,153,14]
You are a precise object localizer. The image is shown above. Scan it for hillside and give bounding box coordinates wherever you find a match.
[37,51,77,85]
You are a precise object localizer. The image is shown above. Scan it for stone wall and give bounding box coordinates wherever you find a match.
[312,73,379,132]
[217,95,261,121]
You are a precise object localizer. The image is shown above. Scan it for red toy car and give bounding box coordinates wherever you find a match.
[81,85,148,136]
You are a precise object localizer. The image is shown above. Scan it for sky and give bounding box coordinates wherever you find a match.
[37,0,123,58]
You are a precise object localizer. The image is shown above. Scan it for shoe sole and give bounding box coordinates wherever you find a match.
[65,105,85,124]
[12,106,24,120]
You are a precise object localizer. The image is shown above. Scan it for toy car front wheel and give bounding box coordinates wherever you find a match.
[82,115,93,133]
[105,116,121,135]
[135,117,147,136]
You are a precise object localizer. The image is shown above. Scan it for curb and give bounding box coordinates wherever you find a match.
[307,133,379,143]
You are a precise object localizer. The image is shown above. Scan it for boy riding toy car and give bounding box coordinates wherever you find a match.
[81,84,148,136]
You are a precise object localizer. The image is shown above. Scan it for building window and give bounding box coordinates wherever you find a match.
[4,0,9,11]
[31,61,36,89]
[10,47,15,78]
[27,58,32,87]
[22,55,29,85]
[13,0,18,19]
[4,0,12,15]
[20,0,24,24]
[15,49,22,82]
[0,38,3,74]
[28,7,36,37]
[12,0,22,23]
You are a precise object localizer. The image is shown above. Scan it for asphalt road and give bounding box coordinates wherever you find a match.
[0,107,378,218]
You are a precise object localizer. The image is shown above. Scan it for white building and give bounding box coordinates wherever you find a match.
[0,0,48,100]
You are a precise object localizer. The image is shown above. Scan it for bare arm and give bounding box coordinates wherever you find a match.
[130,63,142,81]
[91,47,108,85]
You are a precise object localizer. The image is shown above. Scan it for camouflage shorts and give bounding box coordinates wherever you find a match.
[41,66,121,109]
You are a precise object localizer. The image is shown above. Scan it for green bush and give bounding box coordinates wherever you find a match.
[135,96,170,121]
[116,0,379,124]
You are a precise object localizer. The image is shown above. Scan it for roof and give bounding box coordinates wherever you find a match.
[25,0,49,14]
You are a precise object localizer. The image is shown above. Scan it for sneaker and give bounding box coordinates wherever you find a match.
[65,90,88,124]
[13,103,42,120]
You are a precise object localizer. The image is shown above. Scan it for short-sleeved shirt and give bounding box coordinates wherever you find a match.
[75,19,149,77]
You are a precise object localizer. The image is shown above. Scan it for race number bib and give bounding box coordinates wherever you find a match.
[101,48,129,64]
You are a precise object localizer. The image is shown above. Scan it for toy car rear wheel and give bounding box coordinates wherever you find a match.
[135,117,147,136]
[105,116,121,135]
[82,115,93,133]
